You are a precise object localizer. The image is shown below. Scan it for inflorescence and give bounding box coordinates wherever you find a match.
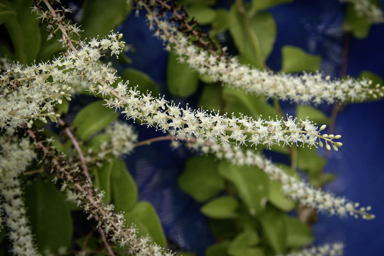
[136,0,384,105]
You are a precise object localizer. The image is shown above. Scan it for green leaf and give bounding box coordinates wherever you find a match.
[201,196,239,219]
[111,158,138,212]
[188,5,216,24]
[198,83,221,111]
[24,180,72,253]
[228,229,262,256]
[296,147,325,175]
[360,71,384,87]
[296,105,330,125]
[126,201,166,248]
[224,87,279,119]
[205,241,231,256]
[281,46,322,73]
[87,134,111,153]
[237,203,260,231]
[178,0,216,6]
[250,0,292,17]
[211,9,233,35]
[81,0,132,38]
[121,68,160,96]
[178,155,224,202]
[72,101,119,141]
[269,179,295,211]
[0,3,15,25]
[2,0,41,64]
[285,216,314,247]
[342,2,372,39]
[55,98,69,115]
[0,226,5,242]
[36,23,63,62]
[229,5,276,67]
[94,160,113,204]
[218,163,269,216]
[167,51,199,98]
[177,252,196,256]
[259,204,287,254]
[208,219,238,240]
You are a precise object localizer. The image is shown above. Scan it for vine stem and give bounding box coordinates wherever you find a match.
[57,117,90,180]
[236,0,266,69]
[26,128,154,256]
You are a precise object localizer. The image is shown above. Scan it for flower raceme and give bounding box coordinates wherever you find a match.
[0,130,39,256]
[0,33,124,129]
[137,1,384,105]
[183,138,374,219]
[0,32,342,151]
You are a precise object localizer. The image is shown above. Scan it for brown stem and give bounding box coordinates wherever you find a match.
[57,117,90,180]
[43,0,77,52]
[27,128,154,256]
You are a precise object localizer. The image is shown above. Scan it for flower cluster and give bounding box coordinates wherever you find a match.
[277,243,344,256]
[183,137,374,219]
[0,129,39,256]
[101,85,342,151]
[0,32,124,129]
[101,121,138,158]
[138,2,384,105]
[340,0,384,23]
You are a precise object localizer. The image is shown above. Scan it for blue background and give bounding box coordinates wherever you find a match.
[117,0,384,255]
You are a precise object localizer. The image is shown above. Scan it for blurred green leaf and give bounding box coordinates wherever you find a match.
[121,68,160,97]
[94,160,113,204]
[205,241,231,256]
[237,203,260,231]
[211,9,233,35]
[111,158,138,213]
[297,147,325,174]
[72,101,119,141]
[208,219,238,240]
[230,5,276,66]
[296,105,330,125]
[219,163,269,216]
[178,155,224,202]
[360,71,384,86]
[281,46,321,73]
[250,0,292,17]
[25,180,72,253]
[87,134,111,153]
[269,179,295,211]
[177,252,196,256]
[228,229,261,256]
[188,5,216,24]
[224,87,279,119]
[285,216,314,247]
[2,0,41,64]
[201,196,239,219]
[55,98,69,115]
[198,83,221,111]
[36,23,63,62]
[343,2,371,38]
[259,204,287,254]
[0,3,15,25]
[81,0,132,38]
[178,0,216,5]
[167,51,199,98]
[126,201,166,248]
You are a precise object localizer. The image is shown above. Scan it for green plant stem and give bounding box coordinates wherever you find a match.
[236,0,266,69]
